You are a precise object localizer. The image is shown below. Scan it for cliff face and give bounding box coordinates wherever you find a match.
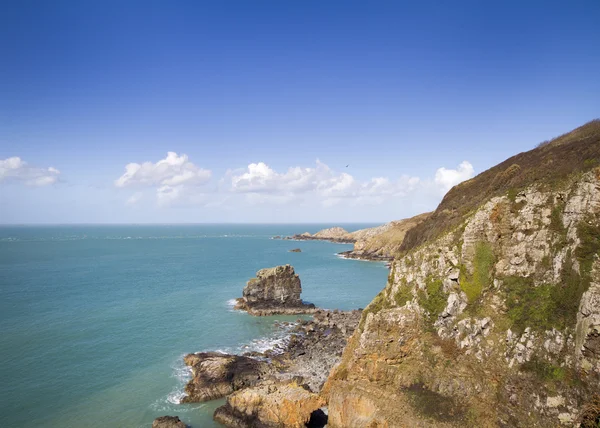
[324,121,600,427]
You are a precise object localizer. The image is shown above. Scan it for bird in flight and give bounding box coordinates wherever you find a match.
[345,164,349,168]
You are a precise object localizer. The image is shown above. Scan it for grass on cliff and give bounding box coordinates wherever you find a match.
[502,214,600,333]
[400,120,600,254]
[417,277,447,326]
[459,241,495,304]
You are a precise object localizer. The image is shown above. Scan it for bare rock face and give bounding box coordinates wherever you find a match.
[213,382,326,428]
[181,352,271,403]
[152,415,187,428]
[234,265,316,316]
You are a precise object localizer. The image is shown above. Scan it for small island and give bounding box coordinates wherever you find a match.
[233,264,317,316]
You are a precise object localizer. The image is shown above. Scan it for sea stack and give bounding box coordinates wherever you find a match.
[234,264,316,316]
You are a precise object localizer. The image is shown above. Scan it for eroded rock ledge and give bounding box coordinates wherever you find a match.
[179,309,361,426]
[234,265,316,316]
[181,352,270,403]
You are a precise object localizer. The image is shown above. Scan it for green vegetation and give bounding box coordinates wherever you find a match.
[503,257,586,333]
[575,217,600,285]
[417,277,447,324]
[459,241,495,303]
[520,358,566,382]
[360,289,390,330]
[549,199,566,235]
[394,279,413,307]
[503,216,599,334]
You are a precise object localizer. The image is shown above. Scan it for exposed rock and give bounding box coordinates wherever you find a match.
[234,265,317,316]
[289,248,302,252]
[285,214,431,261]
[287,227,355,243]
[272,235,281,240]
[271,309,362,392]
[152,415,187,428]
[323,121,600,427]
[181,352,270,403]
[213,382,326,428]
[341,212,432,261]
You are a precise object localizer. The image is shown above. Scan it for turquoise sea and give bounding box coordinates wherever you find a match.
[0,225,388,427]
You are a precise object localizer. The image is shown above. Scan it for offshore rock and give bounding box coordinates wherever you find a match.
[213,382,326,428]
[181,352,270,403]
[234,265,316,316]
[152,415,187,428]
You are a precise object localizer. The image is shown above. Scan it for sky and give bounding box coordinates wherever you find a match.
[1,0,599,224]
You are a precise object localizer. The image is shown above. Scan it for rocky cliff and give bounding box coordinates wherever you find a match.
[323,120,600,427]
[234,265,316,316]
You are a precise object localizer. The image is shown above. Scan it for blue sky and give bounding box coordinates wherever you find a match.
[1,0,599,223]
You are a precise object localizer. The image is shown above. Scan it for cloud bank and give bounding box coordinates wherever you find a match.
[113,153,475,210]
[115,152,212,206]
[0,157,61,186]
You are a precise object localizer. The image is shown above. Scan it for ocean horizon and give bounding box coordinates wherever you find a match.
[0,224,388,427]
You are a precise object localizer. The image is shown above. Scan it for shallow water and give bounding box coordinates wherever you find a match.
[0,224,388,427]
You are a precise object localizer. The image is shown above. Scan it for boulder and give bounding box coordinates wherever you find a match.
[234,265,316,316]
[181,352,271,403]
[152,415,186,428]
[213,382,326,428]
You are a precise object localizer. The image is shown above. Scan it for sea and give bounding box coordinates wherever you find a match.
[0,224,389,428]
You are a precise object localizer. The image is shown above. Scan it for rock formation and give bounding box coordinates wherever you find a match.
[323,120,600,426]
[285,214,431,261]
[340,213,431,261]
[181,352,270,403]
[213,382,326,428]
[152,415,187,428]
[287,227,354,243]
[234,265,316,316]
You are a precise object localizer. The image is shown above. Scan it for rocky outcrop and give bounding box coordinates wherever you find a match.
[181,352,270,403]
[340,212,431,261]
[234,265,316,316]
[271,309,362,392]
[287,227,354,243]
[284,214,430,261]
[289,248,302,252]
[213,382,326,428]
[152,415,187,428]
[323,121,600,427]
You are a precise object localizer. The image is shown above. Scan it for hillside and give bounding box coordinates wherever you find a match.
[401,119,600,253]
[286,213,431,260]
[323,120,600,427]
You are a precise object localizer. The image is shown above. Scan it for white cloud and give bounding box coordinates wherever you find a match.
[126,192,143,205]
[229,160,423,206]
[115,152,211,205]
[0,156,61,186]
[115,152,211,188]
[434,161,475,194]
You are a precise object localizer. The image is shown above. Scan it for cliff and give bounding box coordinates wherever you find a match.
[323,120,600,427]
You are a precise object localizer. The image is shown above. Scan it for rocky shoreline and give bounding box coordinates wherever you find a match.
[153,263,363,427]
[179,309,362,426]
